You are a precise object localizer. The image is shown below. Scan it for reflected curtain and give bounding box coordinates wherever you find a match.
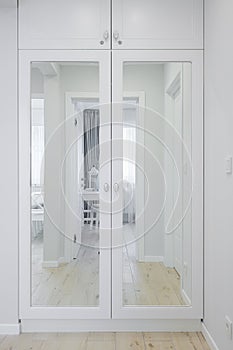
[31,125,44,185]
[123,126,136,223]
[83,109,100,187]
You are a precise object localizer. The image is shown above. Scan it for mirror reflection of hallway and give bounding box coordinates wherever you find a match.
[121,62,192,306]
[31,62,101,307]
[30,60,192,308]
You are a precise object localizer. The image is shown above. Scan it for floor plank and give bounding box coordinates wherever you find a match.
[0,333,210,350]
[143,332,173,342]
[116,332,145,350]
[0,337,5,346]
[196,333,212,350]
[86,340,115,350]
[172,332,208,350]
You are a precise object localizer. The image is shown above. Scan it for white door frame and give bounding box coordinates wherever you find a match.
[65,92,99,262]
[19,50,111,320]
[164,70,183,274]
[123,91,145,262]
[112,50,203,319]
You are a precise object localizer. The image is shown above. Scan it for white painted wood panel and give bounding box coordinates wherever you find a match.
[0,2,18,329]
[20,319,202,332]
[112,0,203,49]
[19,0,110,49]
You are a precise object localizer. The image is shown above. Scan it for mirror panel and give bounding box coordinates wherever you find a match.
[30,59,193,309]
[122,62,192,306]
[31,62,101,307]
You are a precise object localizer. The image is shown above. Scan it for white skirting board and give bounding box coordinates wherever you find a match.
[181,289,191,306]
[202,323,220,350]
[144,256,164,263]
[20,319,202,333]
[42,261,60,268]
[42,257,66,268]
[0,324,20,335]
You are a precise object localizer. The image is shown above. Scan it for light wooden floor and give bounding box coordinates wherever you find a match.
[122,224,186,306]
[0,332,210,350]
[123,241,186,306]
[32,230,99,306]
[32,224,186,307]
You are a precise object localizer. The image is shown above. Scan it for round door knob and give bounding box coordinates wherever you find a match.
[113,183,119,192]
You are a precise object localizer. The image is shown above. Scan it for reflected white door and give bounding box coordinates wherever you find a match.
[173,92,183,276]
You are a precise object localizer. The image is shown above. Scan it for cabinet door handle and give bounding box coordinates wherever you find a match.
[104,183,110,192]
[113,183,119,192]
[113,31,119,41]
[103,30,109,41]
[100,30,109,45]
[113,31,122,45]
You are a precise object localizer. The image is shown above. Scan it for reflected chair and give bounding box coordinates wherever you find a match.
[31,191,44,237]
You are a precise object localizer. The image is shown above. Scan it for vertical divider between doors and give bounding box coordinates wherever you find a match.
[110,0,112,51]
[110,49,113,319]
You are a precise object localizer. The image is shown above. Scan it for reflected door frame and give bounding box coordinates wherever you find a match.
[164,70,184,278]
[65,92,100,262]
[19,50,111,320]
[123,91,145,263]
[112,50,203,319]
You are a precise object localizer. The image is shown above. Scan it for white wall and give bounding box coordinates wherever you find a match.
[0,2,18,331]
[43,68,64,264]
[123,64,165,259]
[31,68,44,95]
[204,1,233,349]
[31,67,64,266]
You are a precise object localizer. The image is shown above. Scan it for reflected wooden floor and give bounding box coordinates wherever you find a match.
[0,332,210,350]
[123,224,186,306]
[123,261,186,306]
[32,228,99,306]
[32,224,186,307]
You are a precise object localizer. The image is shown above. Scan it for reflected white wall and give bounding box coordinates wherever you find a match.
[124,64,165,259]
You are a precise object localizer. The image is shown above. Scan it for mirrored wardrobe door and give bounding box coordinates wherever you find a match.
[19,50,111,319]
[112,50,203,319]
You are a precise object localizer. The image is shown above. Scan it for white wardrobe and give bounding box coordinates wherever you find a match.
[18,0,203,332]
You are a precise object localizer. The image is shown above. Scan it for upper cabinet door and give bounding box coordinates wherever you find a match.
[19,0,111,49]
[112,0,203,50]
